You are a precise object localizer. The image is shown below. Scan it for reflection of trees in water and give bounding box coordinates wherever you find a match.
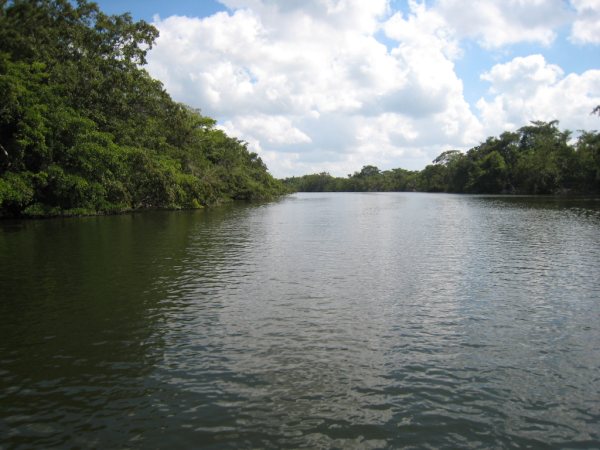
[471,194,600,213]
[0,209,237,448]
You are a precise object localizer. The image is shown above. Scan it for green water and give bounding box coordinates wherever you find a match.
[1,193,599,449]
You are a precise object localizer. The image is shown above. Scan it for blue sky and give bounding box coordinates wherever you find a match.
[95,0,600,177]
[95,0,226,22]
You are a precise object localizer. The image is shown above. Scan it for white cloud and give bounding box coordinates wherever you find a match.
[429,0,600,48]
[480,54,564,95]
[384,2,460,59]
[477,55,600,133]
[145,0,600,177]
[147,0,486,176]
[433,0,571,48]
[570,0,600,44]
[221,115,311,147]
[219,0,389,34]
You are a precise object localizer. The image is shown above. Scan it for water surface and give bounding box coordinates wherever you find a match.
[1,193,599,448]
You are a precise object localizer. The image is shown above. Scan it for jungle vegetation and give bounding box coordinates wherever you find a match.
[0,0,286,218]
[284,119,600,195]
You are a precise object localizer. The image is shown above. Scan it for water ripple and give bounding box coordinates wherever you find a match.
[1,194,599,448]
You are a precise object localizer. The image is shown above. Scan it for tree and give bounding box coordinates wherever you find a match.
[418,164,446,192]
[511,121,572,193]
[433,150,462,166]
[467,151,507,193]
[0,0,285,217]
[574,131,600,192]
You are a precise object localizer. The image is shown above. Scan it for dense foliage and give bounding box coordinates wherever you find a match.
[284,120,600,195]
[0,0,285,217]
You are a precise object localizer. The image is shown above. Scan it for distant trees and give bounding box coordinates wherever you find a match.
[284,121,600,195]
[283,167,421,192]
[0,0,285,217]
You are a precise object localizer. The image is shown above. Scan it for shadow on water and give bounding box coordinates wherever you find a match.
[0,207,252,449]
[466,194,600,213]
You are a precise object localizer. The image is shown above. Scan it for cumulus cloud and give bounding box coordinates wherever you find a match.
[147,0,486,175]
[477,55,600,133]
[145,0,600,177]
[433,0,571,48]
[570,0,600,44]
[219,0,388,35]
[481,54,564,95]
[221,115,311,147]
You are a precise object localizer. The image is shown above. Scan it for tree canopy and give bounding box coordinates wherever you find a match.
[0,0,285,217]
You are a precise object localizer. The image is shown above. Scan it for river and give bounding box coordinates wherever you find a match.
[1,192,599,449]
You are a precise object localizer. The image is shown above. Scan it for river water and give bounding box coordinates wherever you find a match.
[1,192,599,449]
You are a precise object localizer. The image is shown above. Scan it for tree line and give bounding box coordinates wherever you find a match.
[0,0,286,218]
[283,119,600,194]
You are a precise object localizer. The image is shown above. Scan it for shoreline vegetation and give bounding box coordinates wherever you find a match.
[0,0,286,219]
[283,119,600,195]
[1,2,598,219]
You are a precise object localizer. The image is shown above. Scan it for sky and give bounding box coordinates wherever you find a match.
[95,0,600,177]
